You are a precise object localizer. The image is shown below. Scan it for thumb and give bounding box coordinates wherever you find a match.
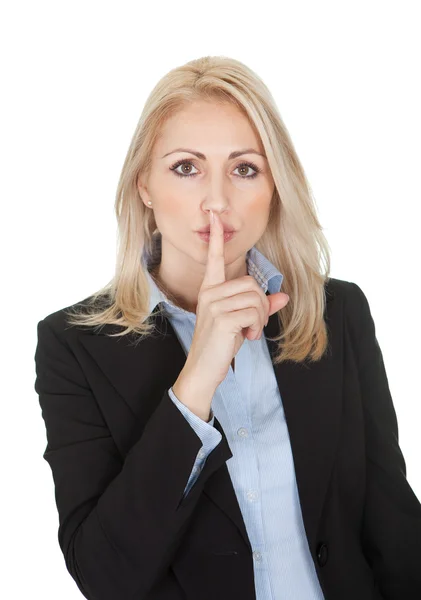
[268,292,290,317]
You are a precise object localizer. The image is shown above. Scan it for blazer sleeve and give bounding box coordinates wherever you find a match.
[351,283,421,599]
[34,318,233,600]
[168,386,222,498]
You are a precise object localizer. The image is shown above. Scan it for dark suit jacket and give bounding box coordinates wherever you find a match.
[34,277,421,600]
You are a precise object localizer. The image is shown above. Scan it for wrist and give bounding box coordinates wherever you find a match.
[173,366,216,422]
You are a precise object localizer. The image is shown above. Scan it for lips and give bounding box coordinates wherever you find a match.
[196,225,236,233]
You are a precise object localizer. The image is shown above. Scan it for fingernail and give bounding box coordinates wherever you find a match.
[210,210,214,224]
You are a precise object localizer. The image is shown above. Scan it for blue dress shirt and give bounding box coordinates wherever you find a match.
[142,241,325,599]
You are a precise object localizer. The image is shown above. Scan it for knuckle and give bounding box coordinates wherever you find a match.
[244,275,256,287]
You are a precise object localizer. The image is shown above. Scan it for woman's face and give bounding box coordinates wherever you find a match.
[138,100,275,276]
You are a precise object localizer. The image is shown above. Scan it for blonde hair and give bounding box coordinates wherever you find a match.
[64,55,332,364]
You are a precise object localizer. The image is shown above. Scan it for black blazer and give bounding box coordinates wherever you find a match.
[34,277,421,600]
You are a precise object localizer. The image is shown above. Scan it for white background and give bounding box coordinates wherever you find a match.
[1,1,420,598]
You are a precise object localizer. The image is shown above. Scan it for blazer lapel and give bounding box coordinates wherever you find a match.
[78,281,341,555]
[263,284,343,551]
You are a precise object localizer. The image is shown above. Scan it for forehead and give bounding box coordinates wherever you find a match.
[156,101,263,154]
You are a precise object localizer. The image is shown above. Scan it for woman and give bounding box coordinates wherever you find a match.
[34,56,421,600]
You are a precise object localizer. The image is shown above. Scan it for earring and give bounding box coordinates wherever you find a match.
[147,201,152,206]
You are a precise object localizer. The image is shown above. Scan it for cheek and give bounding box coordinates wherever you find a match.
[153,197,189,233]
[247,194,272,221]
[242,197,272,238]
[165,198,184,217]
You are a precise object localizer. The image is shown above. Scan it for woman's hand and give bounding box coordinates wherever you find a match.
[185,210,290,391]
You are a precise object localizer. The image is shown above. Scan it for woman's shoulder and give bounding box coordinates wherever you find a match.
[324,276,364,305]
[324,277,372,336]
[37,293,112,339]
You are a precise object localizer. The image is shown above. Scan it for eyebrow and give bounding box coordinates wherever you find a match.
[161,147,267,160]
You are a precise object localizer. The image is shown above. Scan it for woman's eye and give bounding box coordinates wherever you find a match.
[172,162,199,177]
[233,163,259,178]
[170,160,261,179]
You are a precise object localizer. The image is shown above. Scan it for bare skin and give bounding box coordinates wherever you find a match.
[138,99,275,318]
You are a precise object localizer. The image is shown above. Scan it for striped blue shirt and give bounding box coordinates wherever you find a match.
[142,241,325,600]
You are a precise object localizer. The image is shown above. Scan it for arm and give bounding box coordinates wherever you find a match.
[34,318,232,600]
[351,283,421,599]
[168,387,222,497]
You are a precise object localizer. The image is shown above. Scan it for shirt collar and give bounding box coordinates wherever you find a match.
[142,236,284,319]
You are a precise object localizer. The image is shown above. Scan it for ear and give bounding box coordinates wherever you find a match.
[137,176,151,207]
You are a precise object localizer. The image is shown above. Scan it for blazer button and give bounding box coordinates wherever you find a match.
[316,542,328,567]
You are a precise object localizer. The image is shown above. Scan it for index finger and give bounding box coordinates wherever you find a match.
[201,209,226,289]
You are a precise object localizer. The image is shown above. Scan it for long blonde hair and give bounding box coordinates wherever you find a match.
[63,55,332,364]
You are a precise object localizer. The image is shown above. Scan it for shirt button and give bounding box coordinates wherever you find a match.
[246,489,259,502]
[197,448,206,459]
[237,427,249,437]
[253,551,262,562]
